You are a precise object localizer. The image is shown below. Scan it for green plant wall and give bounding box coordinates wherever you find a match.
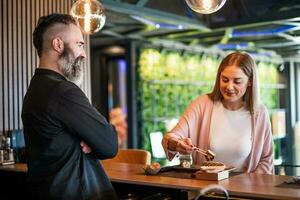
[137,48,280,153]
[257,62,280,109]
[137,48,219,151]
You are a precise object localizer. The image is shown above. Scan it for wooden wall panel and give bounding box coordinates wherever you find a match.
[17,0,22,129]
[0,0,3,132]
[3,0,9,131]
[21,0,27,96]
[12,0,17,129]
[0,0,91,133]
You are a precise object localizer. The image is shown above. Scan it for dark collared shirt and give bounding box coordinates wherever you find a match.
[22,68,118,200]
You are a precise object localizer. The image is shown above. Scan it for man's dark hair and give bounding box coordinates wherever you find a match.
[33,13,77,57]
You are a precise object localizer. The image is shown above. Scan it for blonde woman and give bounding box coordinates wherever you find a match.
[162,52,274,174]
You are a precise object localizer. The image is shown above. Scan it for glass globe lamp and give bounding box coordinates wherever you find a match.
[70,0,106,35]
[185,0,227,14]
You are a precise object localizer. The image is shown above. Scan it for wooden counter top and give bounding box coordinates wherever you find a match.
[1,162,300,200]
[101,161,300,200]
[0,163,27,172]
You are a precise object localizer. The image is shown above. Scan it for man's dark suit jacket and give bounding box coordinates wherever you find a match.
[22,68,118,200]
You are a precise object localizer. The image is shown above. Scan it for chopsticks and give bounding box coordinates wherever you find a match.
[192,147,215,161]
[193,147,208,155]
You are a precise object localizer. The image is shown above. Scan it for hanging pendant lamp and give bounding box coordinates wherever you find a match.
[185,0,227,14]
[70,0,106,35]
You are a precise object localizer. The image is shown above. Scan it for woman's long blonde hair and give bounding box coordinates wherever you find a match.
[208,52,259,114]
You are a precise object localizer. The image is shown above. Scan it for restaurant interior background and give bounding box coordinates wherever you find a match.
[1,0,300,175]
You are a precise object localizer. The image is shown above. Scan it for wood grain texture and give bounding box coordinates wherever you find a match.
[2,162,300,200]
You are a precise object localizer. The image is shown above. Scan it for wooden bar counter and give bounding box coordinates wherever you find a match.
[1,162,300,199]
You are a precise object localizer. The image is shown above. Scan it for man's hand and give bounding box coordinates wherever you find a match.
[80,141,91,154]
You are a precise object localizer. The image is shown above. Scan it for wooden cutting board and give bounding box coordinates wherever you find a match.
[155,165,234,181]
[195,170,229,181]
[153,165,199,179]
[159,170,196,179]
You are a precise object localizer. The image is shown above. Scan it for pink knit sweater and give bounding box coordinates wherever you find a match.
[162,95,274,174]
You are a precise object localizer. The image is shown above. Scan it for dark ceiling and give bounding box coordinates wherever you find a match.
[91,0,300,58]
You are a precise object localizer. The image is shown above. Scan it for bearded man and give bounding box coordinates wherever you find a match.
[22,13,118,200]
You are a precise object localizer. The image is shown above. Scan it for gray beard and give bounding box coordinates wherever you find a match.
[58,52,84,86]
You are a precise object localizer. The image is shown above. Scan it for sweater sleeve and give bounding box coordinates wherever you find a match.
[253,106,274,174]
[162,96,203,160]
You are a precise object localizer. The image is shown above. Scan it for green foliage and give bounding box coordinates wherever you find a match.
[257,62,279,109]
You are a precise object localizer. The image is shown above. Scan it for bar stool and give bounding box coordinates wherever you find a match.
[106,149,151,165]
